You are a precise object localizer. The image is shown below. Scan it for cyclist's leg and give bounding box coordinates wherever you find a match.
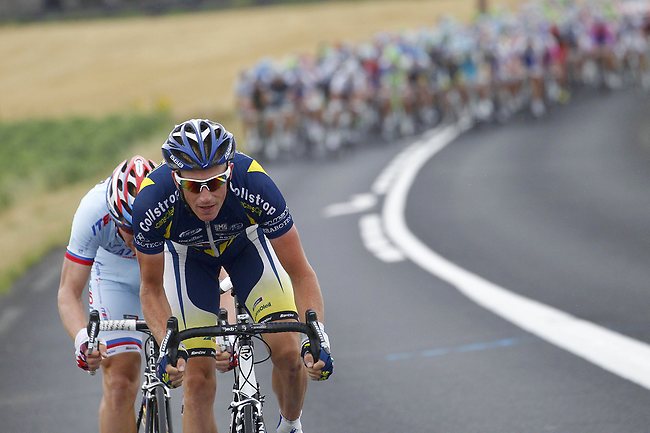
[183,357,217,433]
[267,329,306,421]
[224,227,306,423]
[163,242,222,433]
[100,352,141,433]
[89,260,143,433]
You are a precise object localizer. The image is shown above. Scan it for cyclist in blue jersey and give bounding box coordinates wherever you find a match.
[58,155,157,433]
[132,119,333,433]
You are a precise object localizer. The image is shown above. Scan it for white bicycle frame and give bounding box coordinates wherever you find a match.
[219,278,267,433]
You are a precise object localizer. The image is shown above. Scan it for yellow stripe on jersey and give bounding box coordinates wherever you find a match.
[164,221,172,239]
[219,238,234,255]
[247,160,267,175]
[139,177,155,191]
[201,238,234,257]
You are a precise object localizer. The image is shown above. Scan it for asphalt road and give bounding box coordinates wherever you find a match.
[1,87,649,433]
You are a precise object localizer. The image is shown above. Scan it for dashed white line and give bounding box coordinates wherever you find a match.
[359,214,405,263]
[323,193,377,218]
[381,124,650,390]
[371,127,445,196]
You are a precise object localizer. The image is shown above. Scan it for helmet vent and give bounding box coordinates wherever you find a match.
[120,199,131,218]
[162,119,235,170]
[127,181,137,197]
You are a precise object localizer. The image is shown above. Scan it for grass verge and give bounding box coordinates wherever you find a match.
[0,0,523,294]
[0,119,170,294]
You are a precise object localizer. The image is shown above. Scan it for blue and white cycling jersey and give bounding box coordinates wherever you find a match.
[132,152,298,355]
[66,180,143,356]
[133,152,293,257]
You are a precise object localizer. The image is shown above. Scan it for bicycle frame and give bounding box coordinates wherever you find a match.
[222,296,266,433]
[139,335,173,433]
[161,298,323,433]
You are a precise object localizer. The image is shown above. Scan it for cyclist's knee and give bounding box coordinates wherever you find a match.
[184,357,217,401]
[102,361,140,406]
[269,337,302,372]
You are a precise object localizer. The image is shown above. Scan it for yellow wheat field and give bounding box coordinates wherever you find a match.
[0,0,521,121]
[0,0,522,289]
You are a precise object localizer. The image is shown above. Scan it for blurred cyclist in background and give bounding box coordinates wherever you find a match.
[58,155,157,433]
[236,0,650,161]
[132,119,334,433]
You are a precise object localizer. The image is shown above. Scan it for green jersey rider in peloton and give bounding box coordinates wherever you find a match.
[58,156,156,433]
[131,119,334,433]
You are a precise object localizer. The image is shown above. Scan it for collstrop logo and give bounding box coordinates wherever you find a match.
[229,183,277,216]
[139,190,179,232]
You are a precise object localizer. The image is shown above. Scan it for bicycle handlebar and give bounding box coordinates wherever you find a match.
[86,310,150,376]
[164,309,323,367]
[87,311,150,336]
[87,309,325,371]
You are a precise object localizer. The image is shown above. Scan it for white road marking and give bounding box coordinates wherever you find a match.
[381,124,650,390]
[0,306,23,334]
[371,127,447,196]
[323,193,377,218]
[359,214,405,263]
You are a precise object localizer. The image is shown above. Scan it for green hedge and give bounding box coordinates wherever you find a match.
[0,110,170,208]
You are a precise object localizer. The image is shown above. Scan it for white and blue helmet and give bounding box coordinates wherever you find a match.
[162,119,235,171]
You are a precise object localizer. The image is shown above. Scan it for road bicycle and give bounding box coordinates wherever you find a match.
[159,277,325,433]
[87,310,173,433]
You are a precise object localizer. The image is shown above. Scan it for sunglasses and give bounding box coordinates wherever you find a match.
[173,165,232,193]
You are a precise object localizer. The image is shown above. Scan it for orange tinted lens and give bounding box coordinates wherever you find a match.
[178,174,227,193]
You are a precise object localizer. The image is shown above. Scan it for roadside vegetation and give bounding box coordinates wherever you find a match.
[0,0,521,293]
[0,110,170,208]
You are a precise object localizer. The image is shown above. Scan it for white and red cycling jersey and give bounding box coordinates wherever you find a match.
[66,179,143,356]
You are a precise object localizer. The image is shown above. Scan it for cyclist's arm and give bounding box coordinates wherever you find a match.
[57,257,92,340]
[137,251,171,344]
[270,225,334,379]
[269,225,324,321]
[218,268,237,319]
[58,257,107,369]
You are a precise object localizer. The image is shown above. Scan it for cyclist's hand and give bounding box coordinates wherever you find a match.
[301,323,334,381]
[215,336,237,373]
[302,345,334,381]
[157,347,188,388]
[86,341,107,371]
[75,328,107,373]
[215,348,237,373]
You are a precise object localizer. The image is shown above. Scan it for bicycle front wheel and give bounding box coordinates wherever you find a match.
[144,387,171,433]
[242,404,255,433]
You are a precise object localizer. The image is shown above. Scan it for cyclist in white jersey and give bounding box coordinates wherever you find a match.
[58,155,156,433]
